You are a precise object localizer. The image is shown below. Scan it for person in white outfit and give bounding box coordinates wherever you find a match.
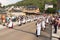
[36,18,42,37]
[22,18,26,24]
[46,17,49,24]
[18,17,22,26]
[45,15,50,26]
[7,18,13,28]
[41,16,46,31]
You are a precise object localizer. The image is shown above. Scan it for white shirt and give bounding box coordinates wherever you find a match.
[8,20,13,27]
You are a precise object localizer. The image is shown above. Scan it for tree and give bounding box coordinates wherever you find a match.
[45,8,56,13]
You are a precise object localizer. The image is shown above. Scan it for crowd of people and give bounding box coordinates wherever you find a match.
[36,14,60,37]
[1,15,38,28]
[0,14,60,37]
[51,14,60,33]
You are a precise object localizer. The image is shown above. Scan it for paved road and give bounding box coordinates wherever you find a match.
[0,21,51,40]
[0,25,6,30]
[52,26,60,40]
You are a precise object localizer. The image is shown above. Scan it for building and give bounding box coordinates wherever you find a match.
[0,3,7,18]
[7,7,26,16]
[23,6,40,15]
[7,6,40,16]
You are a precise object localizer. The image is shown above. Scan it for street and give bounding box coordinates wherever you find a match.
[0,0,58,40]
[0,21,51,40]
[52,26,60,40]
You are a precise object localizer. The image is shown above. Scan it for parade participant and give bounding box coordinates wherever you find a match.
[41,15,46,31]
[52,16,55,25]
[1,15,6,26]
[46,15,50,24]
[7,18,13,29]
[58,16,60,27]
[36,18,42,37]
[48,15,52,25]
[1,15,5,22]
[53,16,58,33]
[18,16,22,26]
[6,16,10,23]
[22,17,26,24]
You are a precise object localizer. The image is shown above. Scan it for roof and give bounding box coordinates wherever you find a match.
[11,8,22,12]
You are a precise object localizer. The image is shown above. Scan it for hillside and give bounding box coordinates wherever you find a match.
[7,0,57,12]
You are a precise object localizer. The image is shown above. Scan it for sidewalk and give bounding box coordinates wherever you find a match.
[52,26,60,40]
[0,22,18,30]
[0,25,6,30]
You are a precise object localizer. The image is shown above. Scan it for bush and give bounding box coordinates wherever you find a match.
[45,8,56,13]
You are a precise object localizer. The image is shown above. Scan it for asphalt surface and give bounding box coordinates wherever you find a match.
[52,26,60,40]
[0,21,51,40]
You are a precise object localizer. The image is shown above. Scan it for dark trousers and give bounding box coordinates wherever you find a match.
[54,25,57,33]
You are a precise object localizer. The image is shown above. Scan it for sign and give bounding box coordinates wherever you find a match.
[45,4,53,10]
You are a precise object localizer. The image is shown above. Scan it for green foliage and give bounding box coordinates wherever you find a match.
[45,8,56,13]
[52,0,57,8]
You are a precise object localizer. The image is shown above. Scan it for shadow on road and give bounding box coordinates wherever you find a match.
[12,28,51,39]
[52,36,60,40]
[13,28,36,35]
[39,35,51,40]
